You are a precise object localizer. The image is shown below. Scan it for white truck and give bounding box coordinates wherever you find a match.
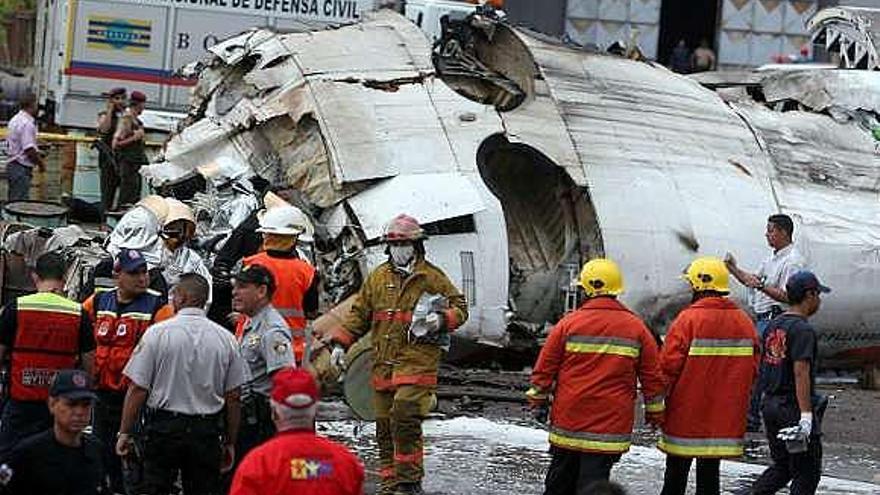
[31,0,484,130]
[32,0,380,129]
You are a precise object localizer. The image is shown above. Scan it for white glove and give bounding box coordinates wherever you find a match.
[329,345,347,372]
[777,412,812,441]
[798,412,813,437]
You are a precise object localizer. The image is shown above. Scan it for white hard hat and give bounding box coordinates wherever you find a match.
[137,195,169,223]
[162,198,195,227]
[257,205,314,242]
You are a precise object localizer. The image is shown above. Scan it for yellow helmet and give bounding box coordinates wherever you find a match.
[684,256,730,293]
[578,258,624,297]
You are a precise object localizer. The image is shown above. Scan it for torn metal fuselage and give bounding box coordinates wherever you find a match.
[156,10,880,368]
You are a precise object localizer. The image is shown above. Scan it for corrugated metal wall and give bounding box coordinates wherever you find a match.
[505,0,567,36]
[559,0,820,66]
[718,0,817,67]
[564,0,662,59]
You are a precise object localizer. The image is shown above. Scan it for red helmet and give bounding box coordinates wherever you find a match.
[383,214,426,242]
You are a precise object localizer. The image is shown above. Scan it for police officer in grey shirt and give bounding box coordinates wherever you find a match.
[117,273,249,495]
[230,264,294,465]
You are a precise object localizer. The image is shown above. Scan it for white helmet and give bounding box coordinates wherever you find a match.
[163,198,195,228]
[138,195,169,224]
[257,205,314,242]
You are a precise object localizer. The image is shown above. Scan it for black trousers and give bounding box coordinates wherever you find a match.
[661,456,720,495]
[751,395,822,495]
[98,151,120,212]
[117,159,144,208]
[544,446,620,495]
[222,395,275,490]
[141,410,223,495]
[94,390,126,494]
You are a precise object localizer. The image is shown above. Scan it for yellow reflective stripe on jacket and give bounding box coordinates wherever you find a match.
[659,434,744,457]
[688,338,754,357]
[549,427,632,453]
[565,335,641,358]
[645,396,665,413]
[18,293,81,316]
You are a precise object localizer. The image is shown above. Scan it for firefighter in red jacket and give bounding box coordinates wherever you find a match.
[230,367,364,495]
[527,258,665,493]
[242,203,319,365]
[658,256,760,495]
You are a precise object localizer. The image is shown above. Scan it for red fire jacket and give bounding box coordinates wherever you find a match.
[230,429,364,495]
[529,297,665,454]
[659,296,760,458]
[243,252,316,363]
[9,293,83,401]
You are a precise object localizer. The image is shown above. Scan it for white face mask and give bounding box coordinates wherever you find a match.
[389,244,415,267]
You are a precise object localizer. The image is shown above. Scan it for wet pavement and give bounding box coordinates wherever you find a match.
[319,414,880,495]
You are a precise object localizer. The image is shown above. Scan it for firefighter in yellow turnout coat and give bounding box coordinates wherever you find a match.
[327,214,468,495]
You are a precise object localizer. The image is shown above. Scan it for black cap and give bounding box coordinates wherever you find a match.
[50,370,98,400]
[786,270,831,301]
[233,264,276,291]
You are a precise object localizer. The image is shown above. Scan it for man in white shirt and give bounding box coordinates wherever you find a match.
[117,273,248,494]
[725,213,806,430]
[4,94,45,201]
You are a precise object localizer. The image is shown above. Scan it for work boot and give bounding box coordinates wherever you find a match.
[394,482,424,495]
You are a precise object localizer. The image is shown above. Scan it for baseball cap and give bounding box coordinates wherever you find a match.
[233,264,275,292]
[104,87,126,97]
[130,90,147,103]
[50,369,98,400]
[271,368,319,410]
[115,248,148,273]
[786,270,831,300]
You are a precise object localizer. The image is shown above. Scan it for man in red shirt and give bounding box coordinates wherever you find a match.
[229,368,364,495]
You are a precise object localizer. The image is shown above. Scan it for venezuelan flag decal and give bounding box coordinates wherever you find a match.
[87,16,151,53]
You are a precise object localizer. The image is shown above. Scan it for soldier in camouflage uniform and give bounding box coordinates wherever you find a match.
[326,214,468,495]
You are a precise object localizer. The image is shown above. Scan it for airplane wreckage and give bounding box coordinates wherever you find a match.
[10,8,880,371]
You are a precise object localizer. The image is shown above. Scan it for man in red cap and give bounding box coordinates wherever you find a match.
[229,368,364,495]
[112,90,148,207]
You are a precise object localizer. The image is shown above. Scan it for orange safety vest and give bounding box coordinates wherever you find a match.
[85,289,169,393]
[659,296,760,458]
[243,252,316,363]
[9,293,82,401]
[530,297,666,454]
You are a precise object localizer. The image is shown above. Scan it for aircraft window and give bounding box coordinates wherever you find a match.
[422,215,476,236]
[460,251,476,306]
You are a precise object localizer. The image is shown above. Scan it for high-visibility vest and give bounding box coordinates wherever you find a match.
[88,289,165,392]
[9,293,82,401]
[243,252,316,363]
